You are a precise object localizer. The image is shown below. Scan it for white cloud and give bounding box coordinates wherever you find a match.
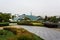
[0,0,60,16]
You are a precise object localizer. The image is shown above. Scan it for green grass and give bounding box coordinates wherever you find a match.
[2,27,44,40]
[17,21,44,26]
[0,30,15,40]
[32,23,44,26]
[0,22,9,26]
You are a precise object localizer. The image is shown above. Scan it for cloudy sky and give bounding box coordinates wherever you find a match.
[0,0,60,16]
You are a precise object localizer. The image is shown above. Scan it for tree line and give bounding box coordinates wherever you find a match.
[0,12,60,23]
[0,12,11,22]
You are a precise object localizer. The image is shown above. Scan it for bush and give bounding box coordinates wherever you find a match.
[0,30,15,40]
[17,35,32,40]
[0,22,9,26]
[44,23,58,28]
[17,20,32,25]
[17,20,44,26]
[9,21,17,23]
[17,35,43,40]
[4,27,21,35]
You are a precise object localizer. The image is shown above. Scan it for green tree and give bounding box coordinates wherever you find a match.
[49,16,58,23]
[12,15,16,20]
[0,12,11,22]
[44,16,48,21]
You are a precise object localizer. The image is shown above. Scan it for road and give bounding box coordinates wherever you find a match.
[10,23,60,40]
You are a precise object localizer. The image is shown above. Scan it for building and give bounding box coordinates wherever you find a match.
[13,14,42,22]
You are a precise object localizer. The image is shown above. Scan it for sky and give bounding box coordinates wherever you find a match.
[0,0,60,16]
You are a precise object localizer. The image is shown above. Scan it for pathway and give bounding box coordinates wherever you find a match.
[17,25,60,40]
[9,23,60,40]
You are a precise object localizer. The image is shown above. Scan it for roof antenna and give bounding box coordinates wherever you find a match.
[30,9,32,16]
[30,12,32,16]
